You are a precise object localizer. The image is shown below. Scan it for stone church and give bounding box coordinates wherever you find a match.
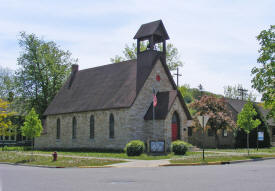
[35,20,192,151]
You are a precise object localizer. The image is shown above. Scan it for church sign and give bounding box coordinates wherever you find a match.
[150,140,165,153]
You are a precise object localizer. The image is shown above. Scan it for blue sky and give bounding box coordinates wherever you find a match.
[0,0,274,99]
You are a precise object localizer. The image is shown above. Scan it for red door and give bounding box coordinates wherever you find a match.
[172,123,178,141]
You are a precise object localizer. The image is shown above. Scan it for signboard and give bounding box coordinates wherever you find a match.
[197,115,210,128]
[258,132,264,141]
[150,141,165,153]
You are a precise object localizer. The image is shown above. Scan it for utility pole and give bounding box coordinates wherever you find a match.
[173,67,182,87]
[238,88,248,100]
[198,84,203,99]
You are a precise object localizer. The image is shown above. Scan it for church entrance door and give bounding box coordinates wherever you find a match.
[171,112,180,141]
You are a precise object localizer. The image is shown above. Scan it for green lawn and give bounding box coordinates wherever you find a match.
[0,151,123,167]
[206,147,275,153]
[19,151,200,160]
[0,146,203,160]
[170,154,275,164]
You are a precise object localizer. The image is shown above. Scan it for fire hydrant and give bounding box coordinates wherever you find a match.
[52,152,58,161]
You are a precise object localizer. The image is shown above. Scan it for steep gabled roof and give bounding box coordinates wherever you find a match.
[225,98,275,126]
[44,60,137,115]
[144,90,177,120]
[134,20,169,40]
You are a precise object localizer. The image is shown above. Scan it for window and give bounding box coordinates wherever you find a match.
[188,127,192,137]
[223,129,228,137]
[56,118,61,139]
[208,129,214,136]
[72,117,77,139]
[90,115,94,139]
[109,114,114,138]
[272,127,275,136]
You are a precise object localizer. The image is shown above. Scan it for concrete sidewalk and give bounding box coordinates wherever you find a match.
[107,159,170,168]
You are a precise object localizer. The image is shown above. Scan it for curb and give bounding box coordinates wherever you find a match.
[160,157,275,167]
[0,162,114,169]
[0,162,65,168]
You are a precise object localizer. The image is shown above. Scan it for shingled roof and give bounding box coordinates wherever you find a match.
[134,20,169,40]
[144,90,177,120]
[44,60,137,115]
[225,98,275,126]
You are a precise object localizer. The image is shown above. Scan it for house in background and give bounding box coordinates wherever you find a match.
[35,20,192,151]
[188,98,274,148]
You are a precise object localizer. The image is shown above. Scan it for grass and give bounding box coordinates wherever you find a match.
[206,147,275,153]
[19,151,199,160]
[170,154,275,164]
[0,152,123,167]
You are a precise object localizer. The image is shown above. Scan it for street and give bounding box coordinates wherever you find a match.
[1,159,275,191]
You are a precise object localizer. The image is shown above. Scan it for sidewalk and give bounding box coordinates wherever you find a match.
[107,159,170,168]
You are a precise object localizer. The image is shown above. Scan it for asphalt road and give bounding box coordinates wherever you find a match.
[1,159,275,191]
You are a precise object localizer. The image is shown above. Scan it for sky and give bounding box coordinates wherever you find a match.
[0,0,274,100]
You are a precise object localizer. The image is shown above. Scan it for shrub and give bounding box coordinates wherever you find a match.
[171,140,189,155]
[125,140,145,156]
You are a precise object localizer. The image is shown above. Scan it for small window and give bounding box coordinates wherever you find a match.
[56,118,61,139]
[272,127,275,136]
[223,129,228,137]
[90,115,94,139]
[188,127,192,137]
[208,129,214,136]
[109,114,114,138]
[72,117,77,139]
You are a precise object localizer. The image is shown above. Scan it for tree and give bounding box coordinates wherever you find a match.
[178,84,193,104]
[251,25,275,120]
[237,101,261,155]
[223,84,256,101]
[0,66,16,101]
[21,108,43,153]
[15,32,78,118]
[190,95,236,148]
[0,99,14,142]
[110,42,183,71]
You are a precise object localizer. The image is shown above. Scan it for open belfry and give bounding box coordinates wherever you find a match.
[35,20,192,151]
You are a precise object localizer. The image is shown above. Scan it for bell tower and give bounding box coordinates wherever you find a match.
[133,20,170,93]
[134,20,169,61]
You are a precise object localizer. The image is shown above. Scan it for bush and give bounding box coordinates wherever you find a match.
[125,140,145,156]
[171,140,189,155]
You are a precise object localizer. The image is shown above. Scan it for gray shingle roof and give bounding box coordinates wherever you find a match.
[225,98,275,126]
[144,90,177,120]
[133,20,169,40]
[44,60,137,115]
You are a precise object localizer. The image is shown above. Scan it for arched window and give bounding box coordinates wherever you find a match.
[56,118,61,139]
[72,117,77,139]
[90,115,94,139]
[109,114,114,138]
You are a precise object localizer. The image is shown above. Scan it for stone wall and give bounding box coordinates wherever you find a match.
[35,108,129,150]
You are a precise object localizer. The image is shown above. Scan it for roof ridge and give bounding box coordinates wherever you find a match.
[78,59,136,73]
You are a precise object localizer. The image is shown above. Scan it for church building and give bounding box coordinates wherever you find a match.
[35,20,192,151]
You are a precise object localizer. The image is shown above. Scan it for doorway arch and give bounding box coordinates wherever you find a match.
[171,112,180,141]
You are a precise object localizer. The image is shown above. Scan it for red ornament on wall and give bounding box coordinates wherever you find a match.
[156,74,160,82]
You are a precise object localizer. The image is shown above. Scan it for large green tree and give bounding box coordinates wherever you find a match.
[237,101,261,155]
[251,25,275,120]
[110,42,183,71]
[16,32,77,118]
[223,84,256,101]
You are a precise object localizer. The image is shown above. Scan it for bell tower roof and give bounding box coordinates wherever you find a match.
[133,20,169,41]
